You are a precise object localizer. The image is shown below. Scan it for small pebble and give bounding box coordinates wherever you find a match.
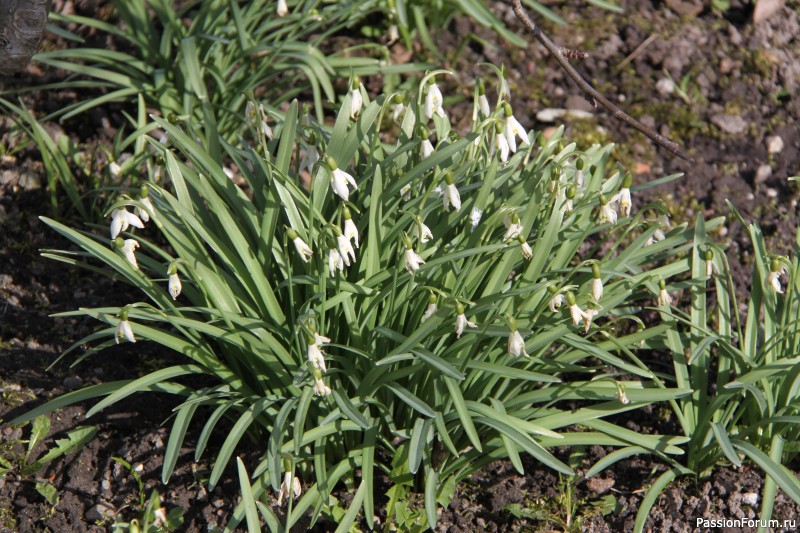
[63,376,83,390]
[755,164,773,184]
[711,114,748,135]
[655,78,675,96]
[86,501,115,521]
[742,492,759,506]
[766,188,778,198]
[766,135,784,154]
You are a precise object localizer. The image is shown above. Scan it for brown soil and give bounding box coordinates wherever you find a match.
[1,0,799,531]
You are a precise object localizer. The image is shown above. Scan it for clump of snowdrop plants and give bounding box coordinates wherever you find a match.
[31,71,700,531]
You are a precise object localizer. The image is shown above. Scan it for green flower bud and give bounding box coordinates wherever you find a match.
[286,228,299,240]
[659,278,666,290]
[343,206,353,220]
[566,184,577,199]
[428,293,437,304]
[575,159,585,171]
[770,258,781,272]
[565,291,576,306]
[324,155,338,170]
[139,185,149,198]
[444,171,454,185]
[705,250,713,261]
[503,102,512,116]
[592,263,601,279]
[455,301,465,314]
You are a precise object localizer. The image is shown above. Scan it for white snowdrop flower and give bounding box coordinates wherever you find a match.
[433,185,443,196]
[260,119,274,141]
[591,264,603,301]
[245,101,257,120]
[454,303,477,339]
[307,337,327,373]
[503,104,529,153]
[337,233,356,266]
[343,208,359,248]
[442,173,461,212]
[328,248,344,276]
[616,387,630,405]
[518,234,532,260]
[421,139,435,159]
[168,272,182,300]
[277,471,302,505]
[392,101,405,122]
[422,294,438,323]
[404,246,425,273]
[400,183,412,201]
[121,239,140,269]
[503,213,522,241]
[478,93,491,117]
[313,377,331,397]
[110,208,144,239]
[109,161,122,178]
[300,145,320,176]
[417,220,433,244]
[331,168,358,201]
[277,0,289,17]
[425,81,445,119]
[616,187,632,218]
[705,250,716,278]
[326,156,357,201]
[115,318,136,344]
[548,292,565,313]
[656,278,672,306]
[135,197,154,223]
[223,167,235,181]
[158,132,169,145]
[767,258,788,294]
[507,324,528,357]
[287,229,313,262]
[583,307,599,333]
[495,127,510,162]
[388,23,399,43]
[566,292,587,326]
[470,207,483,231]
[598,195,618,225]
[349,82,363,119]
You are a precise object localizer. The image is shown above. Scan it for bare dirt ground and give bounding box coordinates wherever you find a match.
[1,0,799,531]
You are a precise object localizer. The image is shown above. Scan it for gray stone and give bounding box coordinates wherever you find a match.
[85,501,115,522]
[755,164,773,184]
[753,0,785,24]
[18,172,42,191]
[62,376,83,390]
[766,135,784,154]
[711,114,748,134]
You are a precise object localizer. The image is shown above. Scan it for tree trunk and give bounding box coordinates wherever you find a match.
[0,0,51,76]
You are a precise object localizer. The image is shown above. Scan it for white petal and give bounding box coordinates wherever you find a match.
[277,0,289,16]
[478,94,491,117]
[168,273,182,299]
[446,183,461,212]
[338,234,356,266]
[422,303,437,322]
[592,278,603,301]
[344,219,359,247]
[293,237,313,262]
[421,139,434,159]
[122,239,139,269]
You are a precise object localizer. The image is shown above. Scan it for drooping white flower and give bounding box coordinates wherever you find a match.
[277,0,289,17]
[591,264,603,301]
[300,146,320,176]
[277,471,302,505]
[569,303,588,326]
[598,196,618,225]
[478,93,491,117]
[331,168,358,201]
[328,248,344,276]
[504,113,529,154]
[548,293,565,313]
[495,129,510,162]
[287,229,313,262]
[767,260,788,294]
[310,333,331,373]
[421,139,435,159]
[400,183,412,201]
[168,272,181,300]
[425,82,445,119]
[343,217,359,248]
[454,303,477,339]
[245,101,257,121]
[583,307,599,333]
[508,329,528,357]
[470,207,483,231]
[417,221,433,244]
[615,187,632,218]
[404,247,425,273]
[503,214,522,241]
[443,175,461,211]
[135,197,154,223]
[616,388,630,405]
[122,239,140,269]
[392,102,406,122]
[658,287,672,307]
[518,235,532,260]
[337,233,356,266]
[110,161,122,178]
[349,86,363,119]
[313,377,331,396]
[115,319,136,344]
[110,208,144,239]
[260,118,274,141]
[422,295,438,323]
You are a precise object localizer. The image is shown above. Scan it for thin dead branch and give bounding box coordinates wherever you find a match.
[510,0,693,163]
